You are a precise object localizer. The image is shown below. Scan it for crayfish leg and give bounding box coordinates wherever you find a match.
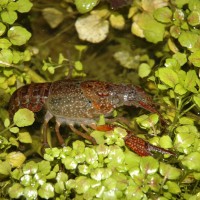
[55,121,65,147]
[69,124,97,145]
[89,124,115,131]
[42,111,53,148]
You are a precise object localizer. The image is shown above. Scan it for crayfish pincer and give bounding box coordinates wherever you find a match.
[8,79,174,157]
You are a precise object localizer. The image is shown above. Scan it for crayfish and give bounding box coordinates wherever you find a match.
[9,79,174,157]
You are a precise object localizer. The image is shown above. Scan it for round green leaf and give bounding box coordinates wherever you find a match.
[0,38,12,49]
[75,0,99,13]
[193,94,200,108]
[0,22,6,36]
[178,31,199,51]
[138,13,165,43]
[13,108,35,127]
[38,183,55,199]
[138,63,151,78]
[189,50,200,67]
[0,161,11,176]
[62,156,77,170]
[18,132,32,143]
[181,152,200,171]
[159,135,173,149]
[17,0,33,13]
[23,161,38,175]
[184,70,198,93]
[140,156,159,175]
[8,26,31,46]
[1,10,17,24]
[154,7,172,23]
[8,183,24,199]
[24,187,38,199]
[157,68,179,88]
[6,151,26,168]
[166,181,181,194]
[159,163,181,180]
[74,61,83,71]
[0,49,13,66]
[187,11,200,26]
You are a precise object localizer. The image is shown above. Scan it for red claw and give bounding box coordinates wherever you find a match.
[124,132,174,157]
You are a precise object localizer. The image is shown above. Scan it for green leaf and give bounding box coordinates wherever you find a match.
[159,163,181,180]
[62,156,77,170]
[91,168,112,181]
[9,126,19,133]
[0,161,11,176]
[138,13,165,43]
[13,108,35,127]
[85,147,98,165]
[172,52,187,67]
[178,31,199,51]
[0,38,12,49]
[8,183,24,199]
[181,152,200,171]
[153,7,172,23]
[0,22,6,36]
[1,10,17,24]
[174,84,187,95]
[23,187,38,199]
[187,11,200,26]
[8,26,31,46]
[140,156,159,175]
[23,161,38,175]
[159,135,173,149]
[166,181,181,194]
[38,183,55,199]
[0,0,9,5]
[18,132,32,143]
[189,0,200,11]
[138,63,151,78]
[184,70,198,93]
[193,94,200,108]
[17,0,33,13]
[0,49,13,66]
[174,132,196,153]
[74,61,83,71]
[6,151,26,168]
[157,68,179,88]
[75,0,99,13]
[189,50,200,67]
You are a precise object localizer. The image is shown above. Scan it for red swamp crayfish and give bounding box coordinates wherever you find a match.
[8,79,174,157]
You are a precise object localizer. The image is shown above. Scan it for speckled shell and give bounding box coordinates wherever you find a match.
[9,82,51,118]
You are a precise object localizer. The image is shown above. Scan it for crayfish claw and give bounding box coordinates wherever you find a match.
[124,133,174,157]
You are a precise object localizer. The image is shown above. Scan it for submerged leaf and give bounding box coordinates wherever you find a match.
[75,14,109,43]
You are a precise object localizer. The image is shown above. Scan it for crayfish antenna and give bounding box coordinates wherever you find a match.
[124,133,175,157]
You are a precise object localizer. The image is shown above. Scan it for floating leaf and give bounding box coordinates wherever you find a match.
[140,156,159,175]
[109,13,125,30]
[159,135,173,149]
[42,8,64,28]
[23,187,38,199]
[8,26,31,46]
[193,94,200,108]
[1,10,17,24]
[91,168,112,181]
[6,151,26,168]
[157,68,179,88]
[18,132,32,143]
[138,63,151,78]
[17,0,33,13]
[181,152,200,171]
[184,70,198,93]
[178,31,199,51]
[187,11,200,26]
[153,7,172,23]
[0,161,11,176]
[38,183,55,199]
[75,0,99,13]
[166,181,181,194]
[13,108,35,127]
[159,163,181,180]
[137,13,165,43]
[189,50,200,67]
[8,183,24,199]
[0,22,6,36]
[75,14,109,43]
